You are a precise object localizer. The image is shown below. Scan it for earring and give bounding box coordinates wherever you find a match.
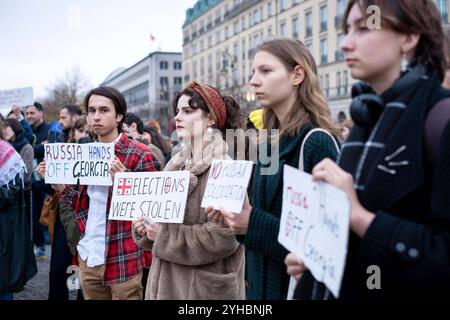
[207,127,213,134]
[401,53,409,73]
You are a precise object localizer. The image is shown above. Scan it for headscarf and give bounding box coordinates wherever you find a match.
[0,139,26,187]
[186,81,227,130]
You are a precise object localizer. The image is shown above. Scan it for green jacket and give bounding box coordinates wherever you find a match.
[59,188,81,256]
[239,123,339,300]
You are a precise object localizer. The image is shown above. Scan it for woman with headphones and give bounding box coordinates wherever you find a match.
[288,0,450,299]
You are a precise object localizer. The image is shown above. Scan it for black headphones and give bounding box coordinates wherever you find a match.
[349,64,427,128]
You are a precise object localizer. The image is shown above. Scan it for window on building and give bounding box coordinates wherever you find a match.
[123,81,149,107]
[268,25,273,37]
[174,77,182,85]
[234,20,240,35]
[305,11,312,37]
[160,61,168,69]
[200,57,205,76]
[207,35,212,48]
[225,26,229,39]
[234,42,239,64]
[336,33,345,61]
[343,70,348,95]
[242,39,246,60]
[280,22,286,37]
[325,74,329,97]
[337,0,346,16]
[241,16,246,30]
[292,16,299,38]
[253,8,261,24]
[336,71,341,97]
[268,1,273,17]
[193,60,198,78]
[320,5,328,32]
[207,54,213,74]
[320,38,328,64]
[278,0,286,11]
[159,77,169,100]
[438,0,449,22]
[173,62,182,70]
[216,30,221,45]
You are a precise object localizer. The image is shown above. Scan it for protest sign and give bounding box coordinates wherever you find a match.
[109,171,190,223]
[44,143,114,186]
[278,165,350,298]
[201,159,253,213]
[0,87,33,116]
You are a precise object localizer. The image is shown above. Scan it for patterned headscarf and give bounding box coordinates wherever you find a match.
[0,139,26,187]
[186,81,227,129]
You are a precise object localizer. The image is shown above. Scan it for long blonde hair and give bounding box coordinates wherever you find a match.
[256,38,339,138]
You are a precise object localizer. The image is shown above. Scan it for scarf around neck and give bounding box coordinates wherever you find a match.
[0,139,26,188]
[338,64,442,210]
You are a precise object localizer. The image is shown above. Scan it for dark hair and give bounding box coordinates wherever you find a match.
[62,104,82,117]
[343,0,447,81]
[124,113,144,134]
[27,101,43,112]
[143,125,172,155]
[68,116,88,143]
[5,118,24,137]
[172,86,244,137]
[83,86,127,131]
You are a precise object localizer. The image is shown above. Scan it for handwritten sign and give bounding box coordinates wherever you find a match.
[0,87,33,115]
[278,165,350,298]
[108,171,190,223]
[44,143,114,186]
[201,159,253,213]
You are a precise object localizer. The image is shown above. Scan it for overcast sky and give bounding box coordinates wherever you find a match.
[0,0,198,100]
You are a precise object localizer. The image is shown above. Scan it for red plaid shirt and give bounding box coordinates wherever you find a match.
[60,133,159,285]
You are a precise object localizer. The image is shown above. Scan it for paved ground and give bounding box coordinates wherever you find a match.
[14,245,77,300]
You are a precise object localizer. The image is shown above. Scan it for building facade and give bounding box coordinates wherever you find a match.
[182,0,450,121]
[101,51,182,133]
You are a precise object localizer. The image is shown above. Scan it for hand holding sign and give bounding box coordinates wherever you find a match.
[312,158,375,238]
[109,156,126,181]
[37,161,65,193]
[132,218,147,237]
[143,220,161,241]
[284,253,307,281]
[207,194,252,235]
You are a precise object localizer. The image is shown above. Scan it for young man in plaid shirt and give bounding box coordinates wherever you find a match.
[39,87,159,299]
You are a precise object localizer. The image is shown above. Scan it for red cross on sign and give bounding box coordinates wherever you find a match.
[117,178,132,195]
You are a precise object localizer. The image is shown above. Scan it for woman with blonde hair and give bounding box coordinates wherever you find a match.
[206,38,340,299]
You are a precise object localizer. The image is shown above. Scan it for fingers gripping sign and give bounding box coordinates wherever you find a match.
[109,156,126,181]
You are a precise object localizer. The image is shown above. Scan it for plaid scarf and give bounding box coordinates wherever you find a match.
[338,64,443,211]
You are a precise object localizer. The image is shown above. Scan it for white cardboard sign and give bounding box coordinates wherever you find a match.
[201,159,253,213]
[0,86,33,115]
[278,165,350,298]
[108,171,190,223]
[44,143,114,186]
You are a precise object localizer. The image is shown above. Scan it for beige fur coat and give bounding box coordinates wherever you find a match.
[133,137,245,300]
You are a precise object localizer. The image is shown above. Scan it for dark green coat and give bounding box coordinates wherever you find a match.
[239,124,339,300]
